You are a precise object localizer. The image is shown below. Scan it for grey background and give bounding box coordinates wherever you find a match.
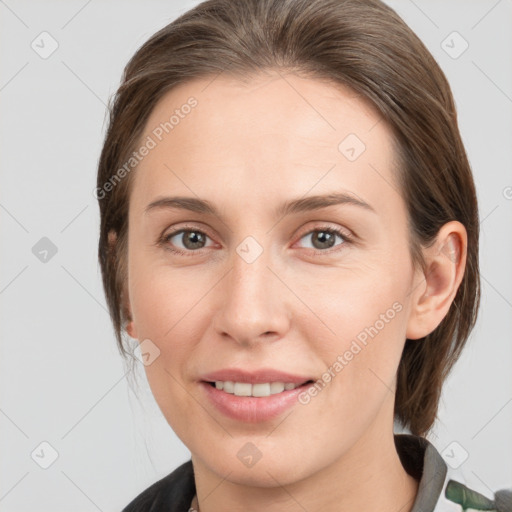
[0,0,511,510]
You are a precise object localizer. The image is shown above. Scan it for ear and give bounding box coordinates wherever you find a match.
[108,229,139,340]
[406,221,467,340]
[123,293,138,340]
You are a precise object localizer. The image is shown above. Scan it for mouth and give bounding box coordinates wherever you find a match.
[198,368,317,422]
[200,377,316,422]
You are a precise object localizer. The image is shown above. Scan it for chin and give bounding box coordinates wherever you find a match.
[191,434,330,488]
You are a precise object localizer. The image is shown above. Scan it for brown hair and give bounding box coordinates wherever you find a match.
[96,0,480,436]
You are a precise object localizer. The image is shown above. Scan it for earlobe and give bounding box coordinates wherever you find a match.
[122,286,138,339]
[406,221,467,340]
[125,319,138,339]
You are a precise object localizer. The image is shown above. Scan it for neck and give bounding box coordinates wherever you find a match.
[190,411,419,512]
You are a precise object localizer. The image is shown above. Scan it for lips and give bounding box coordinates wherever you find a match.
[199,368,315,422]
[200,368,313,385]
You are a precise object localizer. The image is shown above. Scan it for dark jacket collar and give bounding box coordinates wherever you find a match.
[394,434,447,512]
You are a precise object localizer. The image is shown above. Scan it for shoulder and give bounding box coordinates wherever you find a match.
[394,434,512,512]
[121,460,196,512]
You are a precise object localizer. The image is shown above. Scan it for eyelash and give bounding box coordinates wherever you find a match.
[158,224,353,257]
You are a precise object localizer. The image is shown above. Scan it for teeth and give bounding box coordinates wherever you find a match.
[213,381,300,397]
[252,383,271,397]
[234,382,252,396]
[270,382,285,394]
[223,381,234,393]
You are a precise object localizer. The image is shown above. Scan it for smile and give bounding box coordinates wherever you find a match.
[211,380,307,397]
[201,379,315,423]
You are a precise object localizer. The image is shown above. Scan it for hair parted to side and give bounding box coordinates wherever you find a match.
[96,0,480,436]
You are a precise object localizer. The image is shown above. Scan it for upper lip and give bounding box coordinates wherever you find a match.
[200,368,314,385]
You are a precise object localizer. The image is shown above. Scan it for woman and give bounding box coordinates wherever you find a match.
[96,0,510,510]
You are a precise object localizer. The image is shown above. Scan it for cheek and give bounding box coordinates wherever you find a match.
[299,273,408,413]
[127,263,216,407]
[298,265,407,354]
[129,258,212,339]
[129,269,203,430]
[314,307,406,417]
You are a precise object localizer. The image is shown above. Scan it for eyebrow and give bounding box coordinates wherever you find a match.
[144,192,376,220]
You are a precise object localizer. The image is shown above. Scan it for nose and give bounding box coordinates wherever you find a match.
[212,241,291,348]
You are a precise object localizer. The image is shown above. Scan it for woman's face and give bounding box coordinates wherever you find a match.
[125,72,424,485]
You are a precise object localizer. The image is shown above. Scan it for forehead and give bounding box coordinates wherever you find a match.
[130,71,401,216]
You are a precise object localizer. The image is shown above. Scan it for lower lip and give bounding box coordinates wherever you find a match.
[200,382,311,423]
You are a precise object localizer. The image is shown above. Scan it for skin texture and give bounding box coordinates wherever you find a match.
[122,70,467,512]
